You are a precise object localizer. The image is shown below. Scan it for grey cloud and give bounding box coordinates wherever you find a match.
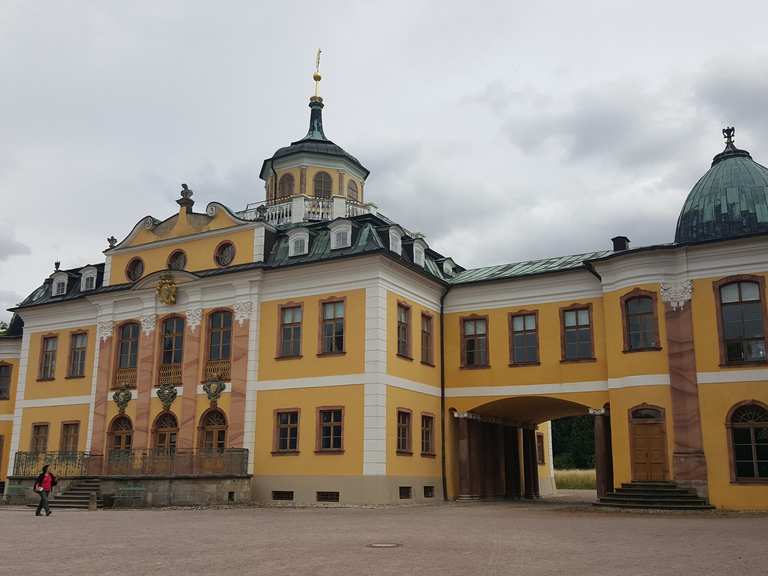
[0,230,31,261]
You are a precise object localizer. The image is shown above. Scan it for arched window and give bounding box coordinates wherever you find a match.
[718,280,766,363]
[313,171,332,199]
[167,250,187,271]
[631,406,664,420]
[278,174,295,199]
[153,412,178,454]
[199,409,227,451]
[109,416,133,452]
[729,402,768,481]
[347,180,359,202]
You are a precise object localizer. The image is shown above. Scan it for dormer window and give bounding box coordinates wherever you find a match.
[287,228,310,257]
[413,239,427,268]
[389,227,403,256]
[80,266,98,292]
[329,220,352,250]
[442,259,455,277]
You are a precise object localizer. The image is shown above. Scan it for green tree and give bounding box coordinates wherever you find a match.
[552,415,595,469]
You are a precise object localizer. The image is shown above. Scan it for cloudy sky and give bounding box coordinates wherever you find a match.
[1,1,767,321]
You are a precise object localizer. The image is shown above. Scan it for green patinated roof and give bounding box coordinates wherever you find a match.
[448,251,611,285]
[675,142,768,244]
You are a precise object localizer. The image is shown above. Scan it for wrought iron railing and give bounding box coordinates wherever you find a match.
[113,367,137,389]
[13,449,249,478]
[158,363,182,386]
[204,359,231,382]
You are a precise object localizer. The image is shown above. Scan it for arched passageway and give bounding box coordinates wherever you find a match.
[451,396,613,501]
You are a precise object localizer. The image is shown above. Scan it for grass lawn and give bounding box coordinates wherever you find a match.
[555,468,596,490]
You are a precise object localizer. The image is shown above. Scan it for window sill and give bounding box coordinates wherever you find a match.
[731,479,768,485]
[560,358,597,364]
[421,452,436,459]
[65,375,86,380]
[460,365,490,370]
[420,360,436,367]
[275,354,302,361]
[36,378,55,382]
[508,361,540,367]
[110,384,137,390]
[719,360,768,368]
[314,449,345,455]
[622,346,663,354]
[396,450,413,456]
[271,450,300,456]
[396,353,413,361]
[317,352,346,358]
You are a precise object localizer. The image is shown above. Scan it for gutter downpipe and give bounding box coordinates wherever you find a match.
[440,283,451,501]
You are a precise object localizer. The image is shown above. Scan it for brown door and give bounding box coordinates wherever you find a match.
[631,422,667,481]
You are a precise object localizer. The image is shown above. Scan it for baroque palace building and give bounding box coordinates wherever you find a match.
[1,71,768,509]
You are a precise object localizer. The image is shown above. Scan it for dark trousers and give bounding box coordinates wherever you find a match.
[36,490,50,515]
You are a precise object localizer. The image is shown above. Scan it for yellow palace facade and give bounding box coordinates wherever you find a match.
[2,81,768,510]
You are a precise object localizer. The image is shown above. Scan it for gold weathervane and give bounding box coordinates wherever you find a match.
[313,48,322,98]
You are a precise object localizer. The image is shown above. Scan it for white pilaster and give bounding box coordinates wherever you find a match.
[363,281,388,475]
[6,331,31,479]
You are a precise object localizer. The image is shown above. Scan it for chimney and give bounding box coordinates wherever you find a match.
[611,236,630,251]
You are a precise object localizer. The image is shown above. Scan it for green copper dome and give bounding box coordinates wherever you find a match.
[675,129,768,244]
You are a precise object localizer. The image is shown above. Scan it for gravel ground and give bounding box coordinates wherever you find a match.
[0,499,765,576]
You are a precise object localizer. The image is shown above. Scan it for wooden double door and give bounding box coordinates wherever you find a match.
[630,406,668,481]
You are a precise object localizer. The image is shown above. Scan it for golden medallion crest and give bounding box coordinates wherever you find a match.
[156,275,177,305]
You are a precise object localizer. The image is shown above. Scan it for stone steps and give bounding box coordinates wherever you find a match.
[595,481,714,511]
[29,478,103,510]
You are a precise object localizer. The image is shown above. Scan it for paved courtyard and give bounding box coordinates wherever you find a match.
[0,498,765,576]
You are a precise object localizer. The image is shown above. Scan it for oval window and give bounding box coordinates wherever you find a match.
[126,258,144,282]
[167,250,187,271]
[215,242,235,267]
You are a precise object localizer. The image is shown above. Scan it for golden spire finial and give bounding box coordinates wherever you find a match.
[313,48,322,98]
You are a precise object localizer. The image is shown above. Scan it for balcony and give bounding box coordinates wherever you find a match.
[204,359,231,382]
[12,449,249,478]
[158,363,182,386]
[113,367,137,389]
[238,195,375,226]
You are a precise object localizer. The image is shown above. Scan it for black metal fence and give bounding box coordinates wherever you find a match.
[13,449,249,478]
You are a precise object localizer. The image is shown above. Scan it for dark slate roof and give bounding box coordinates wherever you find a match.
[675,140,768,244]
[448,251,612,285]
[15,264,105,309]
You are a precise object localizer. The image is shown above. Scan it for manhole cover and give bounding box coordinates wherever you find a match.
[367,543,402,549]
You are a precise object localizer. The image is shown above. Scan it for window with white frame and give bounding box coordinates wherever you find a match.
[287,229,309,257]
[413,239,427,268]
[329,220,352,250]
[389,227,403,256]
[80,267,97,292]
[54,281,66,296]
[442,259,455,277]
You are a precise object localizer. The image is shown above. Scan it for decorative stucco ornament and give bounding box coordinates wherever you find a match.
[156,381,178,411]
[156,275,177,305]
[141,314,156,335]
[112,384,132,414]
[233,300,253,325]
[660,280,693,311]
[98,320,114,342]
[187,307,202,332]
[202,379,227,406]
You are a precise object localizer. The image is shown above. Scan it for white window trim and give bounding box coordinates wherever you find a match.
[287,228,310,257]
[389,226,403,256]
[51,271,68,296]
[442,258,455,277]
[413,238,428,268]
[329,219,352,250]
[80,266,98,292]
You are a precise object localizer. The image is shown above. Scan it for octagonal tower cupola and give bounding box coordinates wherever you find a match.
[675,127,768,244]
[259,51,370,214]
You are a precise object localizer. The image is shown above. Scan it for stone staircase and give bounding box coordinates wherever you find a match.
[31,478,103,510]
[596,481,714,510]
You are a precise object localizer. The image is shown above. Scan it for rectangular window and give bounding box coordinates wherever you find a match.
[421,414,434,456]
[397,304,410,357]
[562,307,593,361]
[510,312,538,364]
[84,276,95,290]
[421,314,434,365]
[462,317,488,367]
[274,410,299,452]
[316,491,340,503]
[399,486,412,499]
[208,311,232,362]
[161,317,185,365]
[68,333,88,378]
[536,432,545,465]
[320,301,345,354]
[279,305,302,357]
[397,409,412,453]
[118,323,140,370]
[0,364,11,400]
[318,408,343,451]
[31,423,49,453]
[423,485,435,498]
[54,281,66,296]
[60,422,80,453]
[39,336,57,380]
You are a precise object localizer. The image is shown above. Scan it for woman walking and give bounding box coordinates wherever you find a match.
[33,464,57,516]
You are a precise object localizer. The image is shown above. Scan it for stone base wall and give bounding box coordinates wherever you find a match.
[251,475,443,505]
[100,476,252,507]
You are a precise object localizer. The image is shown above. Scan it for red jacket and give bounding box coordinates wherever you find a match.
[34,471,57,492]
